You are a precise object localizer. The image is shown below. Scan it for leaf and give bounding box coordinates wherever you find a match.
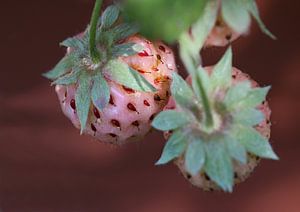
[91,73,110,111]
[221,0,251,34]
[224,135,247,164]
[239,86,271,108]
[156,130,187,165]
[124,0,208,43]
[224,81,251,110]
[246,0,276,39]
[51,67,81,86]
[210,47,233,90]
[105,59,156,92]
[234,125,279,160]
[234,108,265,126]
[171,72,198,109]
[185,138,205,175]
[111,43,142,57]
[110,23,139,42]
[60,37,85,51]
[152,110,190,131]
[204,140,234,192]
[75,72,92,133]
[43,53,76,80]
[100,5,120,29]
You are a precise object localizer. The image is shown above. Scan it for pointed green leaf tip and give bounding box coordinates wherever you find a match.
[75,72,92,134]
[91,73,110,111]
[106,59,156,92]
[204,140,234,192]
[210,47,232,90]
[100,5,120,29]
[185,138,205,175]
[152,110,190,131]
[156,130,186,165]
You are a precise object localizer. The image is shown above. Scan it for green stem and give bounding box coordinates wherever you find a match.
[179,34,213,127]
[89,0,103,63]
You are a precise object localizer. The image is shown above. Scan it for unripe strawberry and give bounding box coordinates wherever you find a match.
[44,5,177,145]
[152,48,278,192]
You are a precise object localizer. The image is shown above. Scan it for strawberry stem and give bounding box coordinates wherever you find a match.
[89,0,103,63]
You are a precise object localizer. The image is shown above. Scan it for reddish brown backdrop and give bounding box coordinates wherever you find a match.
[1,0,300,211]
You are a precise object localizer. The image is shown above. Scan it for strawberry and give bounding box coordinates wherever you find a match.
[152,48,278,192]
[44,4,176,145]
[188,0,276,48]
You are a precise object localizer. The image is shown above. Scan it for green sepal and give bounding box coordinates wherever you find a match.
[91,72,110,111]
[60,37,85,52]
[171,72,199,112]
[246,0,276,39]
[238,86,271,109]
[152,110,190,131]
[204,140,234,192]
[192,66,212,100]
[43,53,76,80]
[156,130,187,165]
[210,47,233,91]
[110,23,139,43]
[185,138,205,176]
[106,59,156,92]
[111,43,143,57]
[51,66,82,86]
[75,72,92,133]
[233,125,279,160]
[224,135,247,164]
[221,0,251,34]
[224,81,251,110]
[100,5,120,29]
[233,108,264,126]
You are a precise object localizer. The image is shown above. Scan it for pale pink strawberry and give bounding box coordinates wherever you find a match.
[55,35,176,145]
[164,67,271,191]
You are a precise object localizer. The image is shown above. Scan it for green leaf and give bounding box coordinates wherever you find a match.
[204,140,234,192]
[91,73,110,111]
[234,125,279,160]
[124,0,208,43]
[110,23,139,42]
[43,53,76,80]
[246,0,276,39]
[111,43,142,57]
[105,59,156,92]
[210,47,233,90]
[156,130,187,165]
[185,138,205,175]
[234,108,264,126]
[224,135,247,164]
[60,37,85,51]
[171,72,198,109]
[100,5,120,29]
[152,110,190,131]
[75,72,92,133]
[51,69,80,86]
[224,81,251,110]
[221,0,251,34]
[239,86,271,108]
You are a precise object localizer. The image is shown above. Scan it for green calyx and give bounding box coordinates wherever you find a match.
[43,4,156,133]
[152,47,278,192]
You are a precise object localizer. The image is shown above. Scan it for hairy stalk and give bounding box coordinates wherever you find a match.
[179,35,213,128]
[89,0,103,63]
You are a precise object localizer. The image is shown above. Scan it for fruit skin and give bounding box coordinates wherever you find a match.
[55,35,177,145]
[204,16,241,47]
[164,67,271,191]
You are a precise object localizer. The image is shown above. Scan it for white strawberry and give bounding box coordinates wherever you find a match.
[152,48,278,192]
[44,5,176,145]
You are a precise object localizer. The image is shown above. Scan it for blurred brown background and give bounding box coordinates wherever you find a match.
[0,0,299,211]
